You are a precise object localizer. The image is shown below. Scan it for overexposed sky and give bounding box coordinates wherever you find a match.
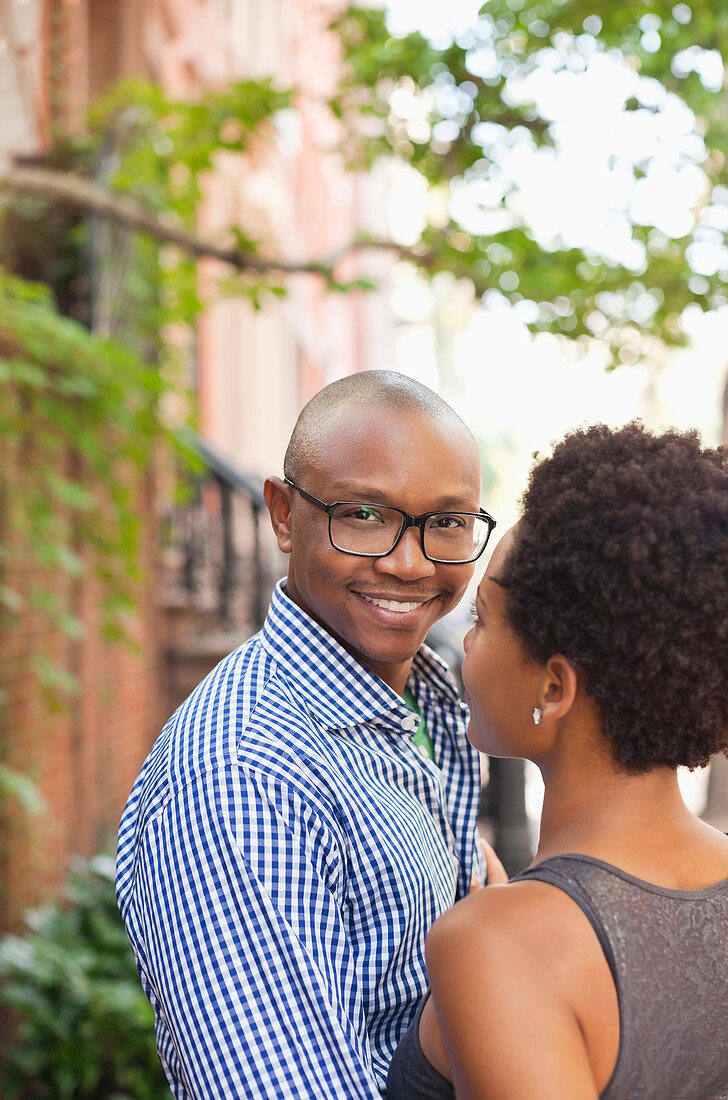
[383,0,725,821]
[383,0,727,506]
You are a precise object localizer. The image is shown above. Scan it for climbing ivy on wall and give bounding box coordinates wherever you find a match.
[0,77,293,822]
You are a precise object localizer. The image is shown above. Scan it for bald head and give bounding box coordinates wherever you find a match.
[284,370,476,482]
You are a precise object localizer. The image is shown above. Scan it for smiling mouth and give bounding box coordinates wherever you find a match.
[356,593,435,614]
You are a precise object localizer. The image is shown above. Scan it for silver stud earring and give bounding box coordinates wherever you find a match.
[532,706,543,726]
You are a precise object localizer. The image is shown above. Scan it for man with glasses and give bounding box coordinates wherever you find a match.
[117,371,499,1099]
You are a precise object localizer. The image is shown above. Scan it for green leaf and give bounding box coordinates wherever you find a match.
[47,477,95,512]
[0,855,170,1098]
[0,584,24,613]
[0,766,45,815]
[31,656,80,696]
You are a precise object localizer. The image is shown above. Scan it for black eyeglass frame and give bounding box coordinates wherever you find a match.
[284,478,496,564]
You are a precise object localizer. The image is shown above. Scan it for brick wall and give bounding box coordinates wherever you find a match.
[0,466,166,932]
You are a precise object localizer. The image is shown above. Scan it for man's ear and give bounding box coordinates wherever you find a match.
[264,477,293,554]
[538,654,579,724]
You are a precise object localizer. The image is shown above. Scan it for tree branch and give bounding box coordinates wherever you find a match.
[0,165,424,278]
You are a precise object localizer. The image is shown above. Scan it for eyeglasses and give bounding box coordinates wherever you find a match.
[285,479,496,564]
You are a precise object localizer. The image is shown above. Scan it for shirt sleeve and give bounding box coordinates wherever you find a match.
[124,764,383,1099]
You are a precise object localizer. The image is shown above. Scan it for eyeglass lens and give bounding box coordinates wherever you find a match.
[330,503,489,561]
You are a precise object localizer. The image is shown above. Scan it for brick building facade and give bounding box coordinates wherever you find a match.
[0,0,392,928]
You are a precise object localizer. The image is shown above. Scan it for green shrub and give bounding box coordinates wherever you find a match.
[0,854,169,1099]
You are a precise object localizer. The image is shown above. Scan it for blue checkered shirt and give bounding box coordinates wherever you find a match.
[116,580,485,1098]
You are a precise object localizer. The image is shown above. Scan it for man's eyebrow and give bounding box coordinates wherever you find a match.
[328,483,390,500]
[328,482,479,509]
[427,495,481,511]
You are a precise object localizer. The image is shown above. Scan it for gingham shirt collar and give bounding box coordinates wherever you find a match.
[260,578,461,731]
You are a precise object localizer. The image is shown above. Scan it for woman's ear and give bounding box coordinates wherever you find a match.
[264,477,293,554]
[538,654,579,724]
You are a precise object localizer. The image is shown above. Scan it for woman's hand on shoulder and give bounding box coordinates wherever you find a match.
[471,838,508,889]
[424,882,600,1100]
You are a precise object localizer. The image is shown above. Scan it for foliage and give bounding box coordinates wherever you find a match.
[88,77,293,311]
[0,265,168,819]
[331,1,728,363]
[0,77,292,821]
[0,272,165,640]
[92,77,291,216]
[0,76,294,643]
[0,76,301,1059]
[0,142,97,326]
[1,76,293,638]
[0,854,168,1099]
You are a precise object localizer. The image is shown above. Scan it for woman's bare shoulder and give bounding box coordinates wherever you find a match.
[424,881,603,1099]
[427,877,584,967]
[425,874,614,1021]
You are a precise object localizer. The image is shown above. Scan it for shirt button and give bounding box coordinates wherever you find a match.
[401,714,418,732]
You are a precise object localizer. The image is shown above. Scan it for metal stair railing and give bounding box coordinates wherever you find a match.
[168,435,275,633]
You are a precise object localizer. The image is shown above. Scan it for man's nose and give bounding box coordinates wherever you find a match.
[373,525,436,580]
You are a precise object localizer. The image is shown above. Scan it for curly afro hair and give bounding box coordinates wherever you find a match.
[498,422,728,773]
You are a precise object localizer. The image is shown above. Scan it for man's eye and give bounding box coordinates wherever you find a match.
[345,506,385,524]
[430,513,466,529]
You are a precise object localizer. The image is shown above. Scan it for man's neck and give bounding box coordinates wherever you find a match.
[360,657,413,697]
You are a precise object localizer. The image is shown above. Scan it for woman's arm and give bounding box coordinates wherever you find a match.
[423,882,605,1100]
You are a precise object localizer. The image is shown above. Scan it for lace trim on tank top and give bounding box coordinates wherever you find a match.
[387,854,728,1100]
[515,854,728,1100]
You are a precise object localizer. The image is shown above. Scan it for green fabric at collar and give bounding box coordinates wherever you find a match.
[402,686,436,764]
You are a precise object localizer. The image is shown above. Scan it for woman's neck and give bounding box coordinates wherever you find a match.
[536,759,686,861]
[529,715,728,890]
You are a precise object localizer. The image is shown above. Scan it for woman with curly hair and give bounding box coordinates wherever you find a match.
[387,422,728,1100]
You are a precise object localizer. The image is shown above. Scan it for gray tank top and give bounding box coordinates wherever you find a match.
[386,853,728,1099]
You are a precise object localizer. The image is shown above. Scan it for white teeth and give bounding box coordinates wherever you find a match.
[360,595,422,612]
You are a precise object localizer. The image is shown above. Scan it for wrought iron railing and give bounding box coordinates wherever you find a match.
[166,435,278,634]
